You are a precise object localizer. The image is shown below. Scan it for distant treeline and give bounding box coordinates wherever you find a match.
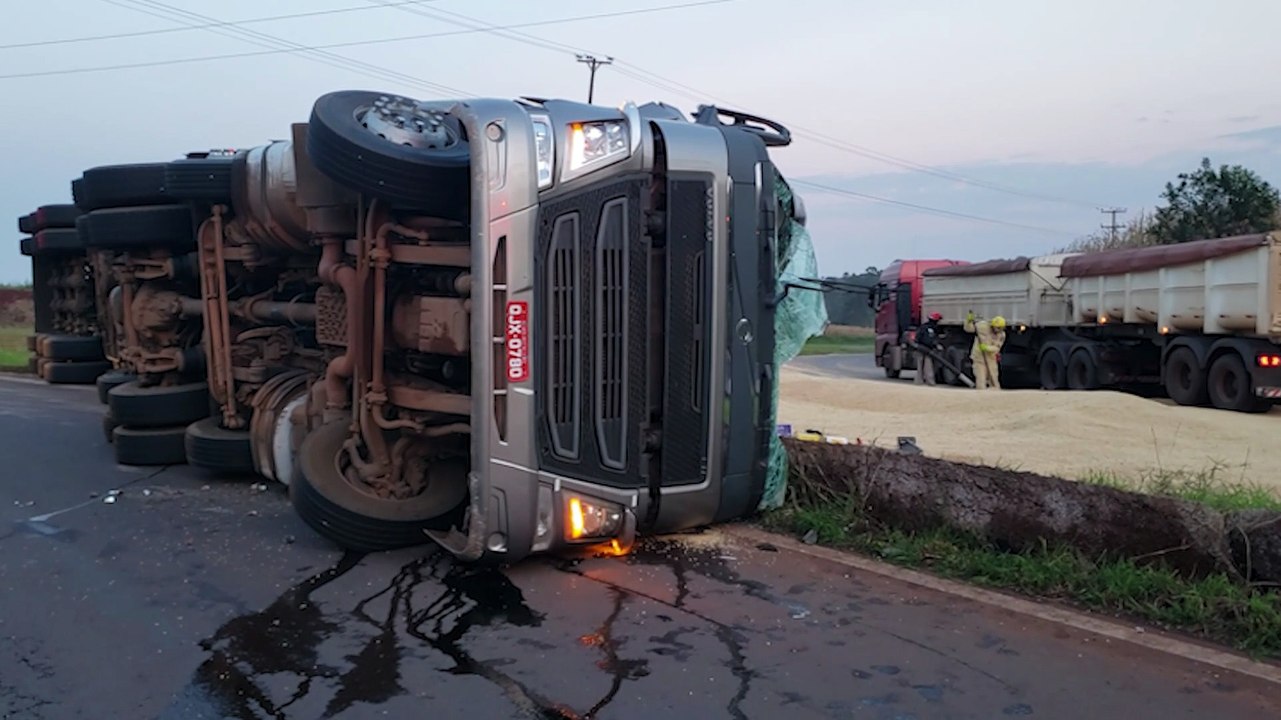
[818,267,880,328]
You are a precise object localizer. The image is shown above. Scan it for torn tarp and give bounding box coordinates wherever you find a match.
[759,176,829,512]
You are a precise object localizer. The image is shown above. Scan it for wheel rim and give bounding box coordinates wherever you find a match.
[357,95,459,151]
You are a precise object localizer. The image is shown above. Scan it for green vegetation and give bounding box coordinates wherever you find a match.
[1082,467,1281,513]
[799,326,875,355]
[768,481,1281,657]
[0,326,29,370]
[0,282,33,290]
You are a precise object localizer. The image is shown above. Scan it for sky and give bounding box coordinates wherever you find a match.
[3,0,1281,284]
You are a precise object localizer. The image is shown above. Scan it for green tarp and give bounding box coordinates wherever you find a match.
[758,176,829,511]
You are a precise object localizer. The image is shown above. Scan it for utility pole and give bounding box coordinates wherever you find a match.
[576,54,613,104]
[1100,207,1127,243]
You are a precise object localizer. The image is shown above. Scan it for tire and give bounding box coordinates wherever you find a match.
[164,157,235,202]
[103,411,120,444]
[113,425,188,466]
[32,228,84,253]
[31,204,81,231]
[81,205,196,251]
[108,380,211,429]
[44,360,111,384]
[43,335,104,362]
[291,420,467,552]
[96,370,135,405]
[1207,353,1270,413]
[306,90,470,221]
[1066,350,1099,390]
[75,163,170,211]
[881,350,900,379]
[185,417,256,475]
[25,335,37,352]
[1164,347,1208,406]
[1039,350,1067,390]
[17,212,35,234]
[19,237,34,256]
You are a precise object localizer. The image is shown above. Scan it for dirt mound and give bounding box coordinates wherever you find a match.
[778,367,1281,490]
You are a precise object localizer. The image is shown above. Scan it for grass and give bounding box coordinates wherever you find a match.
[767,491,1281,657]
[1081,466,1281,513]
[0,326,30,370]
[800,325,875,356]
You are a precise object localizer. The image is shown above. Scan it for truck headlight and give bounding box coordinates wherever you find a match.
[566,494,623,541]
[568,120,629,172]
[531,114,554,188]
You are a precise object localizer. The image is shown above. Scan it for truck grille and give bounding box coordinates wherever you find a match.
[595,198,628,469]
[547,214,581,459]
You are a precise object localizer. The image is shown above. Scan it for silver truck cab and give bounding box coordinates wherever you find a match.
[424,97,795,562]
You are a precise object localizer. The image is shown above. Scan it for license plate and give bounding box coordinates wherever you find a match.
[505,300,530,383]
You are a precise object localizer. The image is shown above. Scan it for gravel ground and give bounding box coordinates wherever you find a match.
[778,366,1281,490]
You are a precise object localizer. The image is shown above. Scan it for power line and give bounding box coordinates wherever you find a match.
[1100,207,1127,242]
[0,1,438,51]
[99,0,467,96]
[791,179,1076,237]
[0,2,723,82]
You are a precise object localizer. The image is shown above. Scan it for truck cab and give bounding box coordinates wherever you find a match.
[871,259,967,378]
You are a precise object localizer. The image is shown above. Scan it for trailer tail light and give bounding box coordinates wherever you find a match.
[1257,354,1281,368]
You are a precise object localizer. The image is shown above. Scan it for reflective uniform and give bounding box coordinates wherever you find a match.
[964,315,1006,390]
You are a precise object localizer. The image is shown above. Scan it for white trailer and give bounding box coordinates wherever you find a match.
[917,233,1281,412]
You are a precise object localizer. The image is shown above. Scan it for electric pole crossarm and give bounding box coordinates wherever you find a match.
[576,53,613,104]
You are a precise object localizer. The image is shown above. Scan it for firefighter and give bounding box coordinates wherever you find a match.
[914,312,943,386]
[964,312,1006,390]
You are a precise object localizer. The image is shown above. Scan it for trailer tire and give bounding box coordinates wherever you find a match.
[164,157,235,202]
[43,335,104,362]
[1164,348,1208,406]
[45,360,111,384]
[184,417,256,475]
[31,228,85,254]
[1039,350,1067,390]
[96,370,135,405]
[1066,350,1099,390]
[75,163,170,211]
[113,425,189,466]
[306,90,470,221]
[1208,353,1270,413]
[108,380,211,428]
[291,420,466,552]
[102,411,120,444]
[81,205,197,251]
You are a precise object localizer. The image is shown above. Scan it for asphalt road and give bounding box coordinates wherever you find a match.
[2,374,1280,719]
[789,353,886,382]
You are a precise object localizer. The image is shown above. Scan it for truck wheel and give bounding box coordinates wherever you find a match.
[185,417,256,475]
[164,157,235,202]
[81,205,196,251]
[1039,350,1067,390]
[96,370,135,405]
[290,420,466,552]
[306,90,470,221]
[113,425,189,466]
[881,350,901,379]
[75,163,170,211]
[31,228,85,254]
[1066,351,1099,390]
[25,204,81,233]
[1208,353,1270,413]
[108,380,211,428]
[1164,348,1208,406]
[44,360,111,384]
[42,335,104,362]
[102,411,120,444]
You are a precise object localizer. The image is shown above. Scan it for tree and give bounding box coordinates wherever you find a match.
[1151,158,1280,244]
[820,266,880,327]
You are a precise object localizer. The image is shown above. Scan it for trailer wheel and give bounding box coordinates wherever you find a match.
[108,380,211,428]
[81,205,197,251]
[31,228,85,254]
[184,417,256,475]
[306,90,470,221]
[1208,353,1270,413]
[1066,350,1099,390]
[290,420,466,552]
[42,335,104,362]
[113,425,189,466]
[102,411,120,444]
[164,157,235,202]
[26,204,81,232]
[1164,348,1208,406]
[45,360,111,385]
[1039,350,1067,390]
[75,163,170,211]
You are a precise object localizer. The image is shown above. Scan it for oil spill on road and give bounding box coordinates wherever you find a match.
[578,586,651,718]
[166,549,581,720]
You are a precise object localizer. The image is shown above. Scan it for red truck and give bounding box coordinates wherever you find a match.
[871,259,968,379]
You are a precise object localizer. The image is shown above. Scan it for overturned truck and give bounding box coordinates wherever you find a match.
[57,92,810,562]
